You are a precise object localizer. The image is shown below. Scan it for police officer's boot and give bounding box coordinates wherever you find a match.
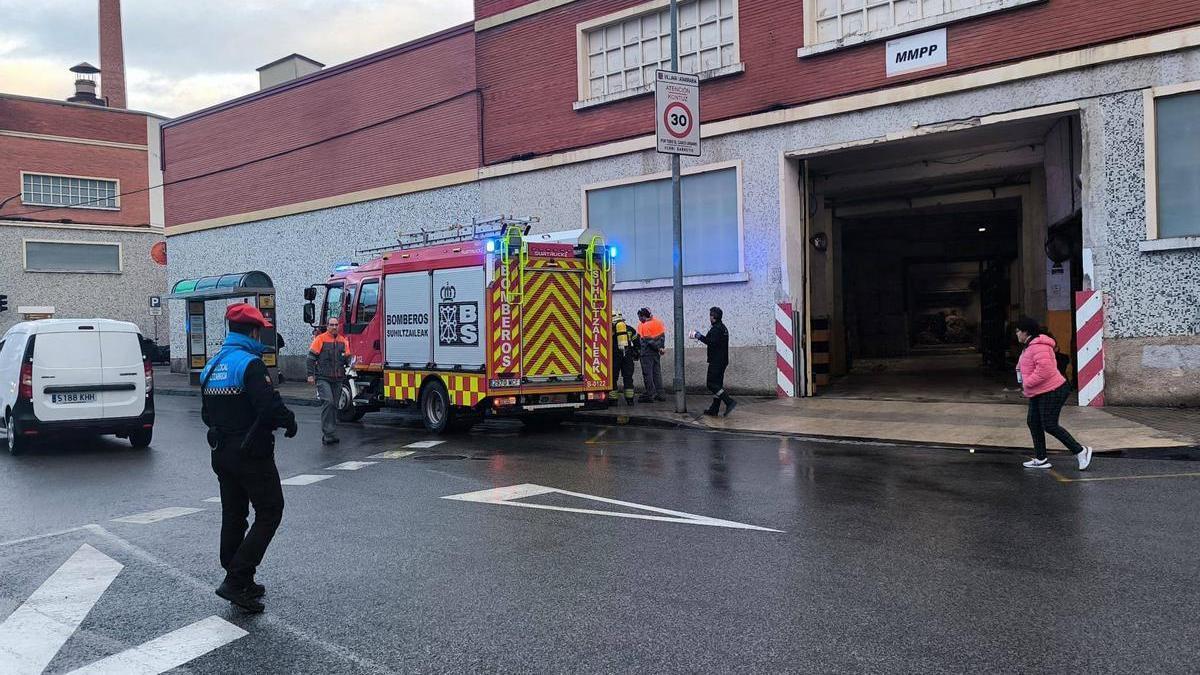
[625,390,636,406]
[216,580,265,613]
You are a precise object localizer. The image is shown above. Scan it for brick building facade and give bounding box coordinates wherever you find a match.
[164,1,1200,404]
[0,93,167,340]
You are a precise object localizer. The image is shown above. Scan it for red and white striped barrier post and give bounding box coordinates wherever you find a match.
[1075,290,1105,407]
[776,301,796,397]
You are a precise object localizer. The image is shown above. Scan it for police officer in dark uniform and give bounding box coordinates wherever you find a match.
[201,303,297,613]
[692,306,737,417]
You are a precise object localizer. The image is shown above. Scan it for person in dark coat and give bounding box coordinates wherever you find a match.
[201,303,297,613]
[692,306,737,416]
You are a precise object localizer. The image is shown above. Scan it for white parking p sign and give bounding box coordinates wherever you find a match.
[655,70,700,157]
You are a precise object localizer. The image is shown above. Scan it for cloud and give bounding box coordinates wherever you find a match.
[0,0,474,117]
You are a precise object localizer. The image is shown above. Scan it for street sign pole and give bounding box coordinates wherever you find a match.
[669,0,686,413]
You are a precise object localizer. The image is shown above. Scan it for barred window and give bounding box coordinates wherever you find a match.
[21,173,119,209]
[583,0,737,100]
[806,0,1042,50]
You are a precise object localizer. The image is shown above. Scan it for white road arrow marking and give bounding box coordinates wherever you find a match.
[443,484,782,532]
[0,544,123,674]
[67,615,247,675]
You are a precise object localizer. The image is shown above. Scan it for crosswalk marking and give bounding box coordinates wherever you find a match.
[0,544,123,674]
[404,440,445,449]
[112,507,205,524]
[367,450,417,459]
[325,461,377,471]
[67,615,247,675]
[202,497,222,503]
[280,474,334,486]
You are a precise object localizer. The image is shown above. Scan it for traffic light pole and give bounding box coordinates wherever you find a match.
[669,0,686,414]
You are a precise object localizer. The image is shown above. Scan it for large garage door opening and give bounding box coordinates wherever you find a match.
[837,204,1021,402]
[796,113,1084,403]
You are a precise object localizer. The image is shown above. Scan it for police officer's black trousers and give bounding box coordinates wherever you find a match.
[212,442,284,588]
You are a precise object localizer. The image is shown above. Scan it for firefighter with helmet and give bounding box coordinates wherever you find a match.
[610,311,640,405]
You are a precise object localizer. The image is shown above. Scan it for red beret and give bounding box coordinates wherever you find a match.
[225,303,272,328]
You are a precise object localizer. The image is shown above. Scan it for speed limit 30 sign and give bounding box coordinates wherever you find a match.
[655,70,700,156]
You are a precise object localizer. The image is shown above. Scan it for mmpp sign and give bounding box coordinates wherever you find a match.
[655,70,700,156]
[886,28,947,77]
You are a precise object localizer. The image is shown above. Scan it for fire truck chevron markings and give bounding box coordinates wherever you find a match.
[442,484,782,532]
[0,544,246,675]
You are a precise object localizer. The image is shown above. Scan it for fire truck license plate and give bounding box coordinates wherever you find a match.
[489,378,521,388]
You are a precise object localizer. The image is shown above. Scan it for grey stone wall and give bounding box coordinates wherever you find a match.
[0,222,168,340]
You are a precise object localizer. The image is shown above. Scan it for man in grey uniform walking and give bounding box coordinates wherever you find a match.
[306,318,350,445]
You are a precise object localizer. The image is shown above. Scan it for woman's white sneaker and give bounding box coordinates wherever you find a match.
[1077,446,1094,471]
[1023,458,1052,469]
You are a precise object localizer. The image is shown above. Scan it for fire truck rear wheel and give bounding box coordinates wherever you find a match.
[420,380,455,433]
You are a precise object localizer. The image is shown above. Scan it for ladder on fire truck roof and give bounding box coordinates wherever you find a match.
[354,216,537,256]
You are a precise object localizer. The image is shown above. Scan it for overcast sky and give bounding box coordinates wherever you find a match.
[0,0,474,118]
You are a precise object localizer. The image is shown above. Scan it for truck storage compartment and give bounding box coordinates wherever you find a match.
[521,267,583,380]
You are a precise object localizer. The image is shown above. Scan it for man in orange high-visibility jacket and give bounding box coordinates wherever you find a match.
[635,307,667,402]
[306,318,350,445]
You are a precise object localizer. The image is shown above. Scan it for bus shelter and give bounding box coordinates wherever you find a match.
[168,271,278,385]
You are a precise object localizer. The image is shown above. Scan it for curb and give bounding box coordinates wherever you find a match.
[579,409,1200,459]
[156,387,323,408]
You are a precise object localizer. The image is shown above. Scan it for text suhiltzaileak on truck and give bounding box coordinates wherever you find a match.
[302,218,614,432]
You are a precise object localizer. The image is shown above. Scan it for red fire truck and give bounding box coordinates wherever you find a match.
[302,218,614,432]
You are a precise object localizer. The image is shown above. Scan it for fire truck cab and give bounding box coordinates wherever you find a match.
[303,218,614,432]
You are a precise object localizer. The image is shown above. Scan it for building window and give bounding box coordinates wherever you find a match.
[1148,90,1200,241]
[23,240,122,273]
[802,0,1043,55]
[586,164,742,283]
[21,173,119,210]
[580,0,738,102]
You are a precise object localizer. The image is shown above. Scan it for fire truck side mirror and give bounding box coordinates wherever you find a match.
[303,286,317,302]
[303,302,316,325]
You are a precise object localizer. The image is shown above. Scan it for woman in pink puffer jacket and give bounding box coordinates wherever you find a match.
[1015,317,1093,470]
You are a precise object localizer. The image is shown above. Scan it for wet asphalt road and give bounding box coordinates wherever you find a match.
[1,395,1199,674]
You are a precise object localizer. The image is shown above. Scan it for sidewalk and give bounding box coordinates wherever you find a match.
[580,394,1200,454]
[156,367,1198,453]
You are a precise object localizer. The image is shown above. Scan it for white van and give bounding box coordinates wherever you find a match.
[0,319,155,454]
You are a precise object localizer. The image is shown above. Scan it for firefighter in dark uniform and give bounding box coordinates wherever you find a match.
[201,303,297,613]
[692,306,738,416]
[609,311,640,405]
